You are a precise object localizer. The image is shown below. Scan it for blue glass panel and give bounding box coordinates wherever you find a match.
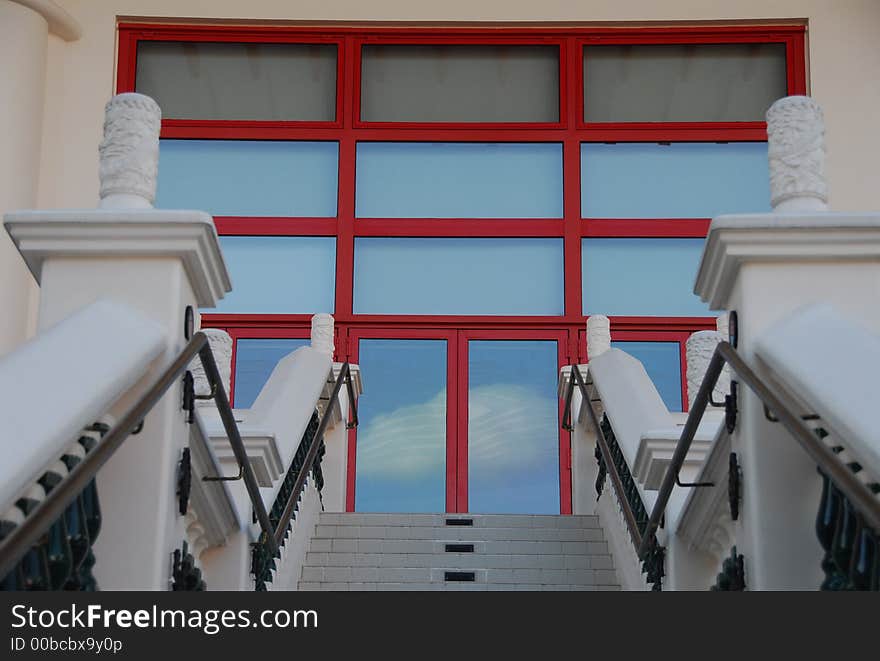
[612,341,682,412]
[204,236,335,314]
[356,340,447,513]
[354,238,564,315]
[233,338,310,408]
[581,142,770,218]
[157,140,338,216]
[468,341,560,514]
[582,238,710,316]
[356,142,563,218]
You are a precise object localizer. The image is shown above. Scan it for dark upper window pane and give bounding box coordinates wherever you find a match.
[361,44,559,122]
[584,43,787,122]
[136,41,336,121]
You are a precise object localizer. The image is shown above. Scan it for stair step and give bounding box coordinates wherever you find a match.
[298,566,619,586]
[307,538,609,555]
[312,525,606,542]
[298,582,621,591]
[318,513,601,529]
[303,551,613,569]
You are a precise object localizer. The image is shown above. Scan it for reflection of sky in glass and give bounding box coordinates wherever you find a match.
[233,338,309,408]
[354,237,564,315]
[355,340,447,513]
[612,341,682,412]
[356,142,563,218]
[582,238,710,316]
[204,236,336,315]
[581,142,770,218]
[468,341,559,514]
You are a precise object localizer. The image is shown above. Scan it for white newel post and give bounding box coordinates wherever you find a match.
[309,313,357,513]
[192,329,233,402]
[587,314,611,360]
[4,93,232,589]
[694,95,880,589]
[569,315,612,515]
[685,325,730,411]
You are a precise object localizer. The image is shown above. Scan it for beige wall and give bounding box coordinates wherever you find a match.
[2,0,878,349]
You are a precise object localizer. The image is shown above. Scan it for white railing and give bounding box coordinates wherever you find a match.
[755,303,880,481]
[0,299,164,514]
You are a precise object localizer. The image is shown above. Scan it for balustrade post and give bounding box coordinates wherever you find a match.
[694,95,880,589]
[4,93,231,589]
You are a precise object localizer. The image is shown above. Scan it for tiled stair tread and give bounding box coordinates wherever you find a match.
[304,551,613,568]
[300,566,619,584]
[312,525,605,541]
[319,513,601,528]
[298,582,622,591]
[300,512,621,591]
[308,538,608,554]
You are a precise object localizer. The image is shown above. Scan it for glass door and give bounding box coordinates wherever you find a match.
[347,329,457,513]
[347,328,570,514]
[459,330,569,514]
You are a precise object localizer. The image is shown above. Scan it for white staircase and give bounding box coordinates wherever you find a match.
[298,513,620,591]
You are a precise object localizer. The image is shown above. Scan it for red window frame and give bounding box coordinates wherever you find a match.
[116,20,806,512]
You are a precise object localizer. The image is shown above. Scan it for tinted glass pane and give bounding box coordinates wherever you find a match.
[355,340,447,512]
[136,41,336,121]
[361,44,558,122]
[204,236,335,314]
[581,142,770,218]
[157,140,338,217]
[356,143,563,218]
[354,238,564,315]
[468,341,560,514]
[233,338,310,408]
[584,43,787,122]
[582,238,710,316]
[612,341,682,411]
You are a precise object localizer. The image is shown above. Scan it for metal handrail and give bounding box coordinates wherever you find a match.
[271,362,358,547]
[562,342,880,567]
[0,333,359,579]
[561,364,645,550]
[638,341,880,558]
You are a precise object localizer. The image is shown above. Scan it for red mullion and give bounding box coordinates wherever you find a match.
[200,313,314,329]
[786,33,808,95]
[115,26,138,93]
[351,127,564,142]
[579,124,767,142]
[214,217,337,236]
[159,124,343,140]
[582,218,710,238]
[562,36,583,326]
[611,317,716,334]
[347,315,571,328]
[354,218,563,238]
[120,25,346,45]
[222,327,310,339]
[335,36,357,325]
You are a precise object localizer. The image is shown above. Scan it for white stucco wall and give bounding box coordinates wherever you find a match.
[1,0,879,353]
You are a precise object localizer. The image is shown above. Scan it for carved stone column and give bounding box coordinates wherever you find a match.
[191,329,233,405]
[98,93,161,209]
[587,314,611,360]
[766,96,828,213]
[685,329,729,410]
[310,313,335,358]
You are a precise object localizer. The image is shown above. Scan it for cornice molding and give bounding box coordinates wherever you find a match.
[4,209,232,308]
[695,213,880,311]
